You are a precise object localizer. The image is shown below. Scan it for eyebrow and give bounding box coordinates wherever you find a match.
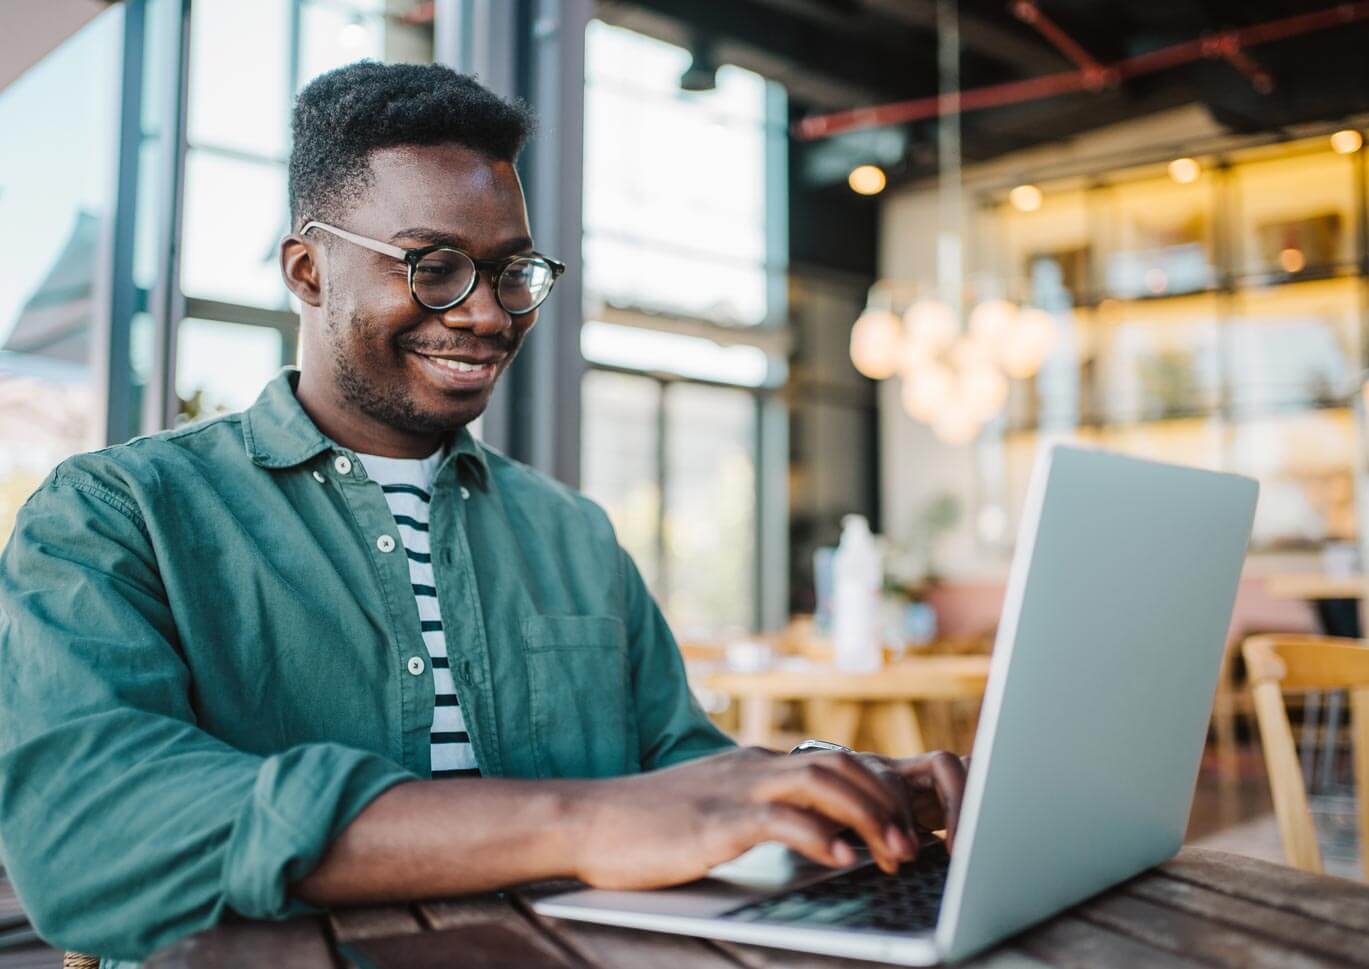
[389,226,535,258]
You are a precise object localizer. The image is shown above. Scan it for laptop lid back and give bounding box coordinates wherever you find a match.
[936,445,1258,962]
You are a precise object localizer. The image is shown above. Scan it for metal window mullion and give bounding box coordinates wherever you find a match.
[144,0,193,432]
[100,0,149,447]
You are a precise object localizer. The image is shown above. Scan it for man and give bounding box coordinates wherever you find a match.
[0,62,966,963]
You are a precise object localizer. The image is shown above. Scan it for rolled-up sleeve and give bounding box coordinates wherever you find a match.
[0,473,413,961]
[621,546,735,771]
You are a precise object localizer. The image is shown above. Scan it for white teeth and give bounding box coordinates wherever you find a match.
[430,357,487,372]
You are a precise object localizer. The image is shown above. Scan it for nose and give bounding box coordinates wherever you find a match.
[437,273,511,338]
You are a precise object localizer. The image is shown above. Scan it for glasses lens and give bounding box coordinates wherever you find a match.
[412,249,475,308]
[498,257,556,313]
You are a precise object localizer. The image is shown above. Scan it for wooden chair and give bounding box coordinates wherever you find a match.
[1242,633,1369,878]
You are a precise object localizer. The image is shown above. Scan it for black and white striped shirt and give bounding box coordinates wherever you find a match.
[357,448,480,779]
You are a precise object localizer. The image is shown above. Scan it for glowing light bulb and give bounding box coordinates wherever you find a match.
[849,309,902,379]
[1008,184,1042,212]
[903,299,957,356]
[1278,247,1306,273]
[901,360,955,423]
[1331,129,1363,155]
[848,165,887,196]
[960,362,1009,421]
[932,406,981,446]
[1168,157,1200,184]
[999,307,1057,379]
[968,299,1019,346]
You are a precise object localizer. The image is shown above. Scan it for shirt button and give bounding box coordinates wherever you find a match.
[376,534,396,553]
[460,486,471,500]
[334,455,352,475]
[407,656,426,676]
[311,470,325,483]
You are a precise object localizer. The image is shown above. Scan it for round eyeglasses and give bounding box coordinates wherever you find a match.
[301,220,566,316]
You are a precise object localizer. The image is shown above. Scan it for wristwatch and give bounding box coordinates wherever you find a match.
[789,739,855,754]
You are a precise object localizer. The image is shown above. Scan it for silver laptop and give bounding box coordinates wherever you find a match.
[534,444,1259,965]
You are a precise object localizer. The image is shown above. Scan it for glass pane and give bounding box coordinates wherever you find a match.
[1088,294,1222,422]
[580,320,771,387]
[298,2,385,88]
[580,371,661,594]
[175,319,283,421]
[188,0,289,157]
[664,383,756,636]
[0,8,122,542]
[1229,411,1355,548]
[1226,279,1358,417]
[1232,150,1357,279]
[1100,174,1217,298]
[583,234,766,327]
[583,20,773,326]
[181,151,290,307]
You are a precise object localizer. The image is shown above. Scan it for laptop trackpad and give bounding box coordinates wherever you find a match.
[544,843,857,919]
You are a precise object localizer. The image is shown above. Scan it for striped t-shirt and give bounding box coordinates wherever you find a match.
[357,448,480,778]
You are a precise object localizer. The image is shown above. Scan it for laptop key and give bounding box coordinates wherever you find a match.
[723,841,950,932]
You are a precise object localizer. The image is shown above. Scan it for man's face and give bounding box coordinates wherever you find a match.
[313,143,538,434]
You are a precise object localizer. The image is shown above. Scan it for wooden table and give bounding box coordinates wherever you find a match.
[702,656,992,756]
[146,848,1369,968]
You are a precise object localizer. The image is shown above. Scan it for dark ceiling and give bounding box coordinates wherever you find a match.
[597,0,1369,187]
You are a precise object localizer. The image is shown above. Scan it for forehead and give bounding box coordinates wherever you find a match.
[350,143,530,242]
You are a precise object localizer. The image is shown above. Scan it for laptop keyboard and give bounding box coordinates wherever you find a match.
[722,840,950,933]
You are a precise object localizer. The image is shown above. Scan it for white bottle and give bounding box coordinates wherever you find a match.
[832,514,882,672]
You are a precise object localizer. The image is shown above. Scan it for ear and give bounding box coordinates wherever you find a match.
[281,234,323,307]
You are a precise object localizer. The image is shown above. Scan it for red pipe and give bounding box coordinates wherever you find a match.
[795,2,1369,140]
[1011,0,1106,88]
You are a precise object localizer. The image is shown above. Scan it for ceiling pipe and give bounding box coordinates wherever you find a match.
[1010,0,1107,89]
[795,1,1368,140]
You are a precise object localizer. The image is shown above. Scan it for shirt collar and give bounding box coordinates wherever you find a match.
[243,367,491,488]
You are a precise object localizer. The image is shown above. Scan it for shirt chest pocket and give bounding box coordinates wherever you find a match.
[522,615,637,778]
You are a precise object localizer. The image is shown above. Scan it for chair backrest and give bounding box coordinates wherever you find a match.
[1242,634,1369,878]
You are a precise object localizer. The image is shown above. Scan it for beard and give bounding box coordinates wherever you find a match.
[325,300,454,436]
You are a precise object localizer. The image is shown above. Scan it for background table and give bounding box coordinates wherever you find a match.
[701,656,992,756]
[146,848,1369,968]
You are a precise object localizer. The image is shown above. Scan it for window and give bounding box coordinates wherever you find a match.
[579,20,786,636]
[176,0,433,421]
[582,21,776,327]
[0,7,123,541]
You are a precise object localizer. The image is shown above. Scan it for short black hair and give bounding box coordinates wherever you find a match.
[288,61,534,229]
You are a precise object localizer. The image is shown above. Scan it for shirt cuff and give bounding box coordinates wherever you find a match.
[220,743,415,920]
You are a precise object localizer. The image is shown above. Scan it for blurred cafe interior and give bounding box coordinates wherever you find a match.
[4,0,1369,890]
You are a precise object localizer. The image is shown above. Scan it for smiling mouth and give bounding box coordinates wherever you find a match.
[422,356,492,373]
[409,350,502,389]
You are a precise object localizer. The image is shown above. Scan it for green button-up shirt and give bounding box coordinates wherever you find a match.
[0,369,732,964]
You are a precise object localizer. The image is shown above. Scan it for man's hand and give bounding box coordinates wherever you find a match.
[570,746,968,891]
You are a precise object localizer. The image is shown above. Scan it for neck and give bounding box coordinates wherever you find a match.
[296,366,447,459]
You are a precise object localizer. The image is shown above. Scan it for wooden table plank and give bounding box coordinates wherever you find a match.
[337,923,572,969]
[1125,871,1369,965]
[534,913,745,969]
[149,916,336,969]
[1076,892,1341,969]
[1161,848,1369,933]
[419,895,582,968]
[705,656,991,701]
[1012,914,1208,969]
[329,905,422,942]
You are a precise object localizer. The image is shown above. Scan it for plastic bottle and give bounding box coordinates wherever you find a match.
[832,514,882,672]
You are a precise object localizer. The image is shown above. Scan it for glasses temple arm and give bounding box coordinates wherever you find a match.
[300,221,408,261]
